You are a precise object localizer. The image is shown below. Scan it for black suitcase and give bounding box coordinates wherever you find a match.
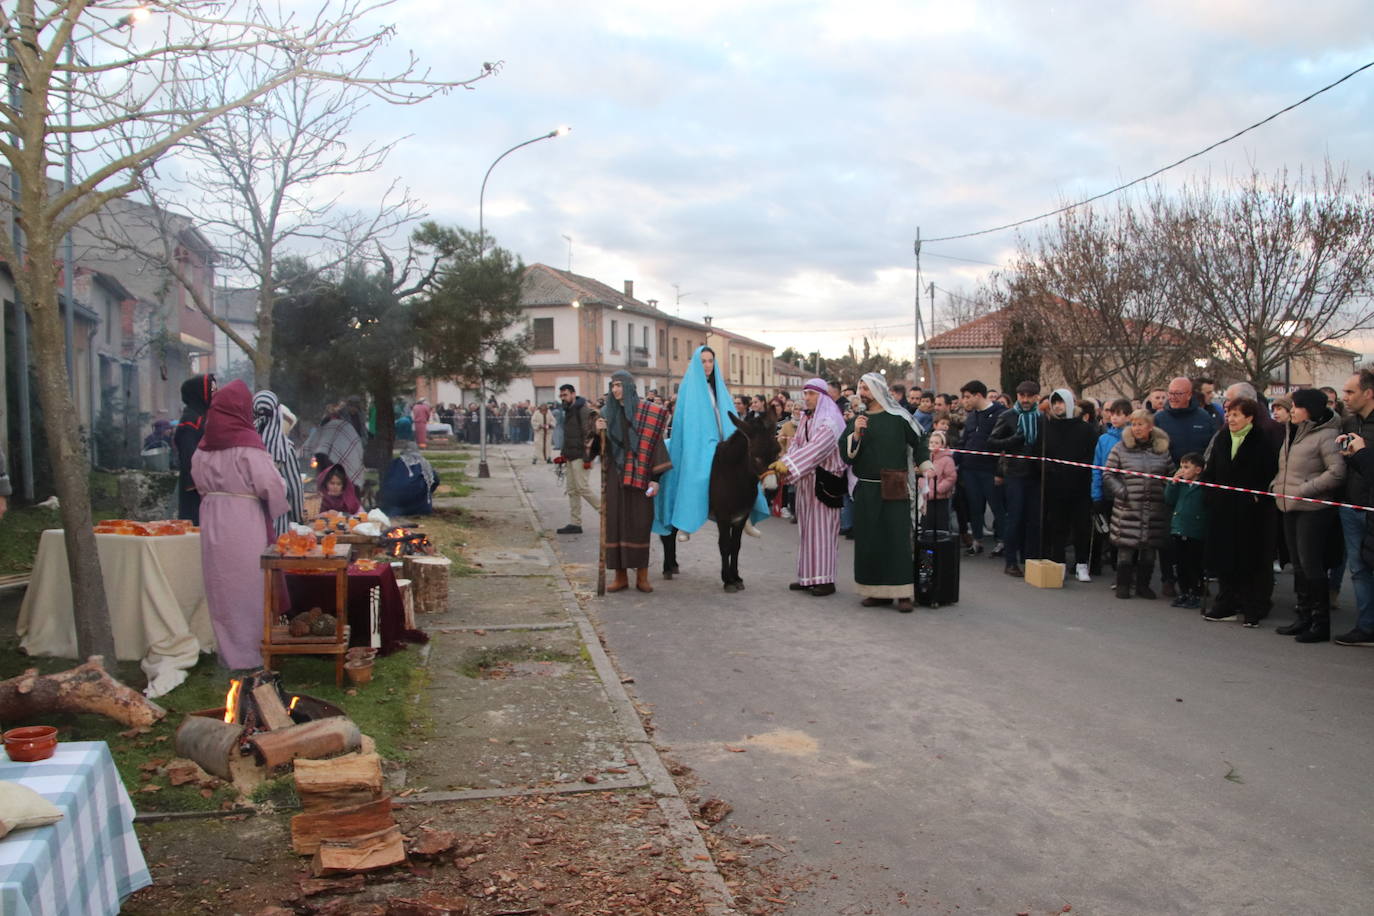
[915,529,960,607]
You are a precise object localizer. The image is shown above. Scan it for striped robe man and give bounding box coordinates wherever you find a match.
[781,380,847,591]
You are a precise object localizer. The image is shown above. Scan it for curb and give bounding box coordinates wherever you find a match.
[501,448,739,916]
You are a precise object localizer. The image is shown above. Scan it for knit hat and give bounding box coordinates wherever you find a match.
[1291,388,1327,415]
[1270,395,1293,413]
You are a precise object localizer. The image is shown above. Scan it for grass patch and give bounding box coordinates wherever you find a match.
[0,471,146,577]
[456,644,582,679]
[0,641,424,811]
[421,507,477,576]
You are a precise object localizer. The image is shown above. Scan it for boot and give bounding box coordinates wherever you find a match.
[635,568,653,593]
[1135,556,1157,600]
[1275,577,1313,635]
[1115,563,1134,599]
[607,569,629,593]
[1295,578,1330,642]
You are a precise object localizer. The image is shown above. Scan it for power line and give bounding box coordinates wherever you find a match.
[924,251,1007,267]
[731,320,916,334]
[924,58,1374,244]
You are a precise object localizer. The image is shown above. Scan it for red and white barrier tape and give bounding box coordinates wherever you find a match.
[948,447,1372,512]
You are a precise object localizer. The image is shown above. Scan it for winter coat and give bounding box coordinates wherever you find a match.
[1042,416,1097,500]
[559,397,597,460]
[1201,424,1278,578]
[1164,479,1208,540]
[1271,412,1345,512]
[1153,405,1218,465]
[988,406,1043,479]
[925,450,957,499]
[1342,408,1374,508]
[958,402,1005,473]
[1091,425,1123,502]
[1104,426,1174,549]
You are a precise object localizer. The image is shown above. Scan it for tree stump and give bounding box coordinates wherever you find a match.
[0,657,167,728]
[394,578,415,630]
[410,557,450,615]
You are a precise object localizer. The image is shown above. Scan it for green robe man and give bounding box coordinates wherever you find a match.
[840,372,932,612]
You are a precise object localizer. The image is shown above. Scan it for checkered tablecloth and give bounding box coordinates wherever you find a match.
[0,741,151,916]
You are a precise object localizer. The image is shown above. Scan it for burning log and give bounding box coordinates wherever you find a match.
[293,752,384,813]
[0,657,166,728]
[291,796,394,854]
[379,527,434,558]
[251,683,295,731]
[409,557,451,615]
[247,717,362,769]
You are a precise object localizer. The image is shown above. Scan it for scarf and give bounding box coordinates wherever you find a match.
[860,372,922,435]
[317,463,362,514]
[803,377,845,435]
[254,389,304,532]
[396,426,436,491]
[1230,422,1252,459]
[199,379,267,451]
[1013,400,1040,447]
[602,369,641,470]
[306,417,365,486]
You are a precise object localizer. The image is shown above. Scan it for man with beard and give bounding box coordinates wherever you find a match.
[595,371,671,593]
[771,378,846,596]
[841,373,930,612]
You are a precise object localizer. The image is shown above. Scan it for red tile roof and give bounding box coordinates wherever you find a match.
[925,309,1009,350]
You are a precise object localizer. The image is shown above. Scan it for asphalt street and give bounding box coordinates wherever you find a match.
[511,446,1374,915]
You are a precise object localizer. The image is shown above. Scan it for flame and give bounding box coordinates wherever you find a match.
[223,679,242,724]
[288,696,300,713]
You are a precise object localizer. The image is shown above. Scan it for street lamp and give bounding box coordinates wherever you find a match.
[473,126,570,478]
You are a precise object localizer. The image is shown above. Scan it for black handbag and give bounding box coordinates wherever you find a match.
[814,465,846,509]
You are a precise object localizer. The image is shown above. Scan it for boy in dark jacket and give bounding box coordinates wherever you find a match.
[1041,389,1098,581]
[1165,452,1208,609]
[988,380,1044,576]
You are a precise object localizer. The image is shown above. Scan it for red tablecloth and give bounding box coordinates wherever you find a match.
[284,562,426,655]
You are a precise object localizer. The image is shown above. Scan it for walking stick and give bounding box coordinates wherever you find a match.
[597,428,608,596]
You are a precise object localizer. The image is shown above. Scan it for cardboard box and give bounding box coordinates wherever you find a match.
[1024,559,1065,589]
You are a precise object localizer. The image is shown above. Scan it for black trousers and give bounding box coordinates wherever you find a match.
[1044,492,1092,565]
[1172,534,1205,596]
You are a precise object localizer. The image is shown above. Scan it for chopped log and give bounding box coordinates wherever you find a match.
[247,716,362,769]
[0,656,166,728]
[311,824,406,875]
[395,578,415,630]
[410,557,450,615]
[291,796,394,855]
[298,875,365,897]
[293,752,384,812]
[250,683,294,731]
[173,716,245,782]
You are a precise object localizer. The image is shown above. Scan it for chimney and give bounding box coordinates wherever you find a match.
[623,280,634,299]
[647,299,658,309]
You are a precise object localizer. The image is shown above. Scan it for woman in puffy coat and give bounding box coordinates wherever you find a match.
[1201,398,1280,627]
[1271,388,1345,642]
[1104,409,1175,599]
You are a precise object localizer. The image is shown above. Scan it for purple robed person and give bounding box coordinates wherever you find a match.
[192,379,289,671]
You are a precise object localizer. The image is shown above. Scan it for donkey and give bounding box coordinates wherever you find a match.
[709,408,782,592]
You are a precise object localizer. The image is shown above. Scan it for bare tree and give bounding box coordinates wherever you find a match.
[0,0,488,662]
[1012,204,1197,397]
[1150,165,1374,389]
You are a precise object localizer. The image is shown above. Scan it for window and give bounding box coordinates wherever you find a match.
[642,326,649,349]
[658,329,666,356]
[672,336,679,360]
[611,320,618,351]
[627,323,634,350]
[532,317,554,350]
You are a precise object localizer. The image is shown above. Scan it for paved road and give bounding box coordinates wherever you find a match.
[510,446,1374,915]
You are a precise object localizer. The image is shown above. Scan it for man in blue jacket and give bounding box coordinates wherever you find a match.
[1152,377,1219,596]
[957,380,1006,556]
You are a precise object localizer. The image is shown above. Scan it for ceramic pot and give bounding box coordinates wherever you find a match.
[4,725,58,762]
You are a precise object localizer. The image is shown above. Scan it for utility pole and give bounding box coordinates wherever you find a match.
[913,228,923,388]
[927,281,936,388]
[673,283,689,317]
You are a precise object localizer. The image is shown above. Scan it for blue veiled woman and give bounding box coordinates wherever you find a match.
[653,346,768,576]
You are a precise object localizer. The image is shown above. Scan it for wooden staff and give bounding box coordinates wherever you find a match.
[596,428,608,596]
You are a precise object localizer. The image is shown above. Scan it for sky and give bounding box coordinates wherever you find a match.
[331,0,1374,364]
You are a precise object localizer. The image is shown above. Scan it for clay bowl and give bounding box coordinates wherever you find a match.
[344,659,374,686]
[4,725,58,762]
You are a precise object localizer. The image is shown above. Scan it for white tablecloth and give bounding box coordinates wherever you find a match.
[0,742,151,916]
[17,530,213,697]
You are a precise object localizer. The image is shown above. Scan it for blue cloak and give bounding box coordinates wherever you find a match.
[652,345,769,535]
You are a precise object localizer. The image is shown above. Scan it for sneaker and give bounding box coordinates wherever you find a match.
[556,524,583,534]
[1242,619,1262,629]
[1183,595,1202,610]
[1273,560,1283,573]
[1334,627,1374,647]
[1075,563,1091,583]
[965,542,984,557]
[990,541,1005,558]
[779,507,794,520]
[1204,609,1239,622]
[1170,595,1190,608]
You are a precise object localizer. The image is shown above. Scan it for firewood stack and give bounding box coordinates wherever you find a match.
[290,751,406,875]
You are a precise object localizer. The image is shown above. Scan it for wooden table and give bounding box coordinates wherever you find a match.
[260,544,353,685]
